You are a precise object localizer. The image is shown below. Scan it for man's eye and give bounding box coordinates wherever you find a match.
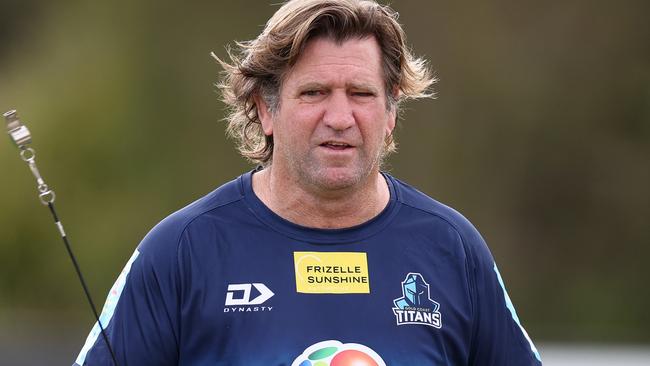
[302,90,322,96]
[352,91,374,97]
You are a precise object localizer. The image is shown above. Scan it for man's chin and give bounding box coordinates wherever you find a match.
[310,167,369,192]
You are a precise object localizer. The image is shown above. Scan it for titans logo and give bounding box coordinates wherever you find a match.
[392,273,442,328]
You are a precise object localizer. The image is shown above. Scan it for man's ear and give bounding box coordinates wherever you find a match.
[254,94,274,136]
[387,86,399,134]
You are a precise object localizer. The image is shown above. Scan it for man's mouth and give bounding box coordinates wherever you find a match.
[321,141,352,150]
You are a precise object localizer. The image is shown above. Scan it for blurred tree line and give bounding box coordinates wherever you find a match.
[1,0,648,350]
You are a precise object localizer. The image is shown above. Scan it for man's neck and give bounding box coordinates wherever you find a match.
[251,166,390,229]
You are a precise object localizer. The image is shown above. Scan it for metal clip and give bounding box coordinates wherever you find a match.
[5,110,55,205]
[4,110,32,147]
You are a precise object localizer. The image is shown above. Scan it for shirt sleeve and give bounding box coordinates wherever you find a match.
[73,218,183,366]
[464,225,543,365]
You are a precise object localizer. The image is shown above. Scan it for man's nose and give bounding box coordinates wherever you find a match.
[322,91,355,131]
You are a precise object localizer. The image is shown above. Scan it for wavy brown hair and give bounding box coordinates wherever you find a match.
[215,0,435,166]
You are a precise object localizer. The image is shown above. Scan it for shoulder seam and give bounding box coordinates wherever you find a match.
[398,200,466,241]
[397,200,479,272]
[172,195,244,253]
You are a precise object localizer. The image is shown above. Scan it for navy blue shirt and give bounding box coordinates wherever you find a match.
[74,172,542,365]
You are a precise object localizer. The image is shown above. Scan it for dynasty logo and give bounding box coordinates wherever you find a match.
[223,283,274,313]
[392,273,442,328]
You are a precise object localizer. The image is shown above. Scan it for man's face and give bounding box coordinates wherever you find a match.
[258,36,396,192]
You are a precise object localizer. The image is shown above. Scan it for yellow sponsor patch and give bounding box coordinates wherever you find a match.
[294,251,370,294]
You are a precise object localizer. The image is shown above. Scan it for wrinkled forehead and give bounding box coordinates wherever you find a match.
[280,35,386,90]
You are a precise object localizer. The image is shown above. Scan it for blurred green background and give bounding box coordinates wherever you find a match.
[1,0,648,363]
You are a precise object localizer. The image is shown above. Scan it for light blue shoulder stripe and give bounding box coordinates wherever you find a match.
[493,263,542,362]
[74,249,140,365]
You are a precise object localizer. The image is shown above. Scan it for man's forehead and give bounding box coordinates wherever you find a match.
[296,36,381,66]
[282,37,384,87]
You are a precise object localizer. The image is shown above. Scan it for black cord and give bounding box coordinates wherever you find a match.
[47,202,119,366]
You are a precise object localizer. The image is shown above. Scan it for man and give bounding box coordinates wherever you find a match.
[75,0,542,365]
